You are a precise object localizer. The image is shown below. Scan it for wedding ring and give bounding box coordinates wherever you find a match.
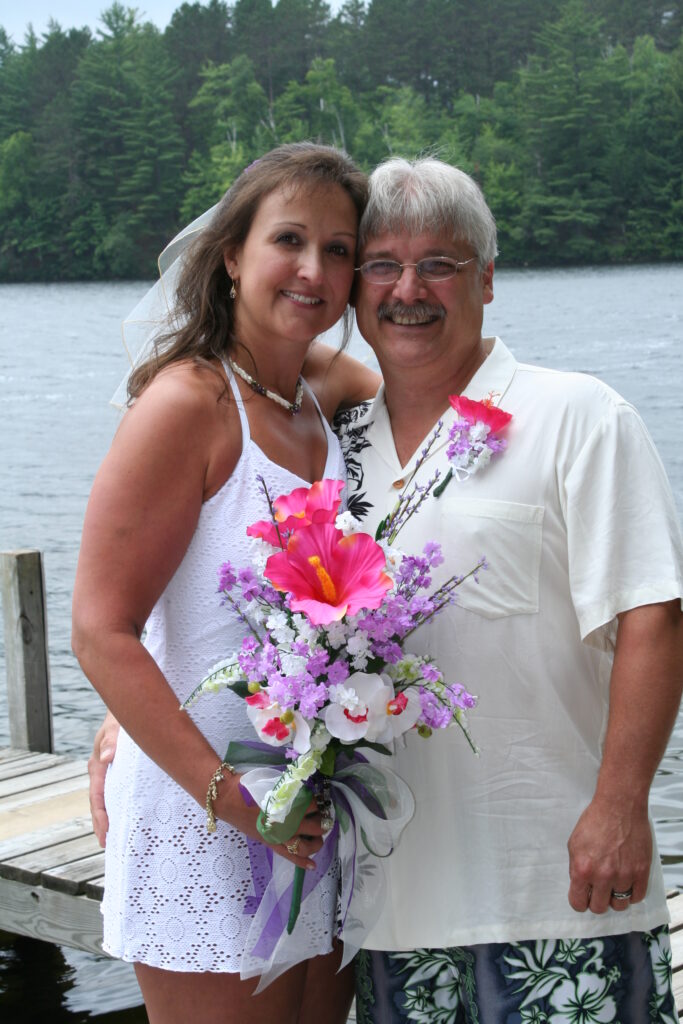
[611,888,633,900]
[285,838,301,855]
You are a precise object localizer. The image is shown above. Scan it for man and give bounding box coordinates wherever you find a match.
[91,158,683,1021]
[333,157,682,1022]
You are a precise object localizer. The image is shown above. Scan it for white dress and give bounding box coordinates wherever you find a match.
[102,371,346,971]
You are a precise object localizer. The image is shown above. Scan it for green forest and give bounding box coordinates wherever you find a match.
[1,0,681,280]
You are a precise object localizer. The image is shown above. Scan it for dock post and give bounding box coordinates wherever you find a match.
[0,549,54,752]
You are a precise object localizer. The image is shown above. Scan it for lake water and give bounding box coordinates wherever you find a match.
[0,265,682,1018]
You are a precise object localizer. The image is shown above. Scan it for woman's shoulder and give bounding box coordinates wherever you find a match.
[122,360,229,429]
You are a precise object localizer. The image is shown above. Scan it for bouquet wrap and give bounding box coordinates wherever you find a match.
[228,741,415,990]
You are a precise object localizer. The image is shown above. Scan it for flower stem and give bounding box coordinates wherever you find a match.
[287,866,305,934]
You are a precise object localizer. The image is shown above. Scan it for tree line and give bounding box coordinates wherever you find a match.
[0,0,681,281]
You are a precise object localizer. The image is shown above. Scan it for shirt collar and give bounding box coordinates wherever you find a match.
[355,337,518,477]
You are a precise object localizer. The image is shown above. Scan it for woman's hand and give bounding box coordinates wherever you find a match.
[214,775,328,871]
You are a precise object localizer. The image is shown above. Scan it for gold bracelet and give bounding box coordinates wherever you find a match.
[205,761,236,834]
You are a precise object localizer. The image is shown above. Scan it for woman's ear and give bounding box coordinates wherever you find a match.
[223,247,238,278]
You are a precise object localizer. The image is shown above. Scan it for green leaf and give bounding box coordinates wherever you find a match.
[353,739,392,757]
[224,740,286,768]
[319,745,337,777]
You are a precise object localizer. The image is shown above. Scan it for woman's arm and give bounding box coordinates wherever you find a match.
[303,342,380,421]
[74,366,323,865]
[73,366,230,800]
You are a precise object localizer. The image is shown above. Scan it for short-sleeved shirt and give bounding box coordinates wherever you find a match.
[336,336,683,950]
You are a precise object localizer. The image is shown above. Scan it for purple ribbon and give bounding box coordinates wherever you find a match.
[249,819,340,959]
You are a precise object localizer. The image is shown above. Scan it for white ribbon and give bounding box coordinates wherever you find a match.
[238,759,415,990]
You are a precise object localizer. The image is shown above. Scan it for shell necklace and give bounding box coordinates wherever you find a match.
[228,359,304,415]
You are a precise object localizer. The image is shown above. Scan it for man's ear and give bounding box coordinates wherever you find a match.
[482,261,494,305]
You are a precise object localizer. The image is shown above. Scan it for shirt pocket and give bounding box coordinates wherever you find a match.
[439,498,544,618]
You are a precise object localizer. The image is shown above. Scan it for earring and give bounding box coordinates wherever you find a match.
[229,278,237,300]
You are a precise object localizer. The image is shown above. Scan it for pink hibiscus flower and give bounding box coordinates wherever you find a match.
[264,522,392,625]
[449,395,512,435]
[247,478,345,547]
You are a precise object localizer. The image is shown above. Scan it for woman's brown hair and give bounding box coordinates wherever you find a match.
[127,142,368,402]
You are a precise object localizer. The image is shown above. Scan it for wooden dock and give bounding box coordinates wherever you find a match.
[0,748,102,954]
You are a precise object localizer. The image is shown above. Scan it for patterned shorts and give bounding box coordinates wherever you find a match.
[354,926,677,1023]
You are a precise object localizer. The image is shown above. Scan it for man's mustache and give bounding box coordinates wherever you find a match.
[377,301,446,322]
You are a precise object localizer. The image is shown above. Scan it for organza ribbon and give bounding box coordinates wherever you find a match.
[226,741,415,991]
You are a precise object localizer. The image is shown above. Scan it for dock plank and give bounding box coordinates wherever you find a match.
[0,816,93,862]
[41,852,107,895]
[0,753,70,782]
[0,749,40,765]
[84,874,105,901]
[1,833,102,885]
[0,759,89,798]
[0,772,89,815]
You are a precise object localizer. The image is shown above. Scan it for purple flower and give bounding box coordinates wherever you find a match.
[447,683,477,709]
[372,641,402,664]
[421,663,442,683]
[306,649,330,678]
[326,660,350,686]
[218,562,237,592]
[409,595,435,617]
[423,541,444,567]
[238,568,261,601]
[299,682,328,717]
[419,688,451,729]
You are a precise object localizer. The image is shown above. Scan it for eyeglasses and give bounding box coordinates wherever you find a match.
[355,256,477,284]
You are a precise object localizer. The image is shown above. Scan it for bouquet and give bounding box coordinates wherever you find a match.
[184,470,485,986]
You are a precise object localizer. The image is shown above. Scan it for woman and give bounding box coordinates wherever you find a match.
[72,143,379,1024]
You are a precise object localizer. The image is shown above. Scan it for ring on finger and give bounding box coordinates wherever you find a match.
[285,838,301,855]
[611,887,633,900]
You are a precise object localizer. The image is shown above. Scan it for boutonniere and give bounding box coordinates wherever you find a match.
[434,395,512,497]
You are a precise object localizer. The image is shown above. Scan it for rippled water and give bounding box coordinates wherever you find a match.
[0,266,681,1018]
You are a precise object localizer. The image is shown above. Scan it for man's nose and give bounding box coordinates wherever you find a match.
[391,265,427,302]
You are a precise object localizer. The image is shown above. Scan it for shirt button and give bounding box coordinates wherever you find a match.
[393,478,405,489]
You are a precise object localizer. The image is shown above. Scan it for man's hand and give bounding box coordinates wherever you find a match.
[567,795,652,914]
[88,711,120,846]
[567,600,682,915]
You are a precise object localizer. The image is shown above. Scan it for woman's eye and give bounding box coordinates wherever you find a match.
[327,243,349,257]
[276,233,300,246]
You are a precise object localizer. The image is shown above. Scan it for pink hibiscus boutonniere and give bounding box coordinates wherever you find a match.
[433,395,512,497]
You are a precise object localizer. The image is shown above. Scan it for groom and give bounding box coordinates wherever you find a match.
[334,157,682,1021]
[90,157,683,1021]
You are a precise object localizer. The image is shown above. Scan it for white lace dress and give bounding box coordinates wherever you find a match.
[102,371,346,971]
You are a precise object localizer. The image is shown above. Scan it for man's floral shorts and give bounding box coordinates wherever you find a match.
[354,925,676,1023]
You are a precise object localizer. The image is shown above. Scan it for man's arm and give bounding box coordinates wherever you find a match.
[88,711,120,846]
[567,599,683,914]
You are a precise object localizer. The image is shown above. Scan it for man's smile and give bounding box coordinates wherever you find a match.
[377,301,445,326]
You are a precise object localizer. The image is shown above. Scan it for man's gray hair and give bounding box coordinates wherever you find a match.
[360,157,498,267]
